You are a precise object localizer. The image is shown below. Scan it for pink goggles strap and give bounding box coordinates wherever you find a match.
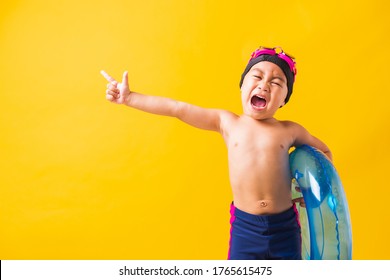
[250,48,296,76]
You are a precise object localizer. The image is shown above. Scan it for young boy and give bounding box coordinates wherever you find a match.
[101,46,332,260]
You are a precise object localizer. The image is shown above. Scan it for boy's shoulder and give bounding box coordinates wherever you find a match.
[277,119,307,133]
[277,119,299,127]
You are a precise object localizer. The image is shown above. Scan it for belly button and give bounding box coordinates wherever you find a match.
[260,201,267,207]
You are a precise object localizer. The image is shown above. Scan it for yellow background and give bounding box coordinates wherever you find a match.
[1,0,389,260]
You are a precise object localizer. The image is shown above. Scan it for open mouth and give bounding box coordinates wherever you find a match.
[251,95,267,109]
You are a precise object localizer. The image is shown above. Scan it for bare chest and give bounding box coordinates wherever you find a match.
[226,122,291,153]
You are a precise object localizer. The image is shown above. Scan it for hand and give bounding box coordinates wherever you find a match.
[101,70,131,105]
[292,186,306,208]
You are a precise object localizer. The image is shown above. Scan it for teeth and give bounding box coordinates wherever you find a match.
[255,95,265,100]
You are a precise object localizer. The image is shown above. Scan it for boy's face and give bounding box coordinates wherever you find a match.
[240,61,288,120]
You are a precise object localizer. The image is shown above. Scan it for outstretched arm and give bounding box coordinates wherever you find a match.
[101,70,235,132]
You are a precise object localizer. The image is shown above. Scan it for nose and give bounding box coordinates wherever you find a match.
[257,80,270,92]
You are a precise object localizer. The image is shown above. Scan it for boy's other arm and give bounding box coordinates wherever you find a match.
[101,70,234,132]
[289,122,333,161]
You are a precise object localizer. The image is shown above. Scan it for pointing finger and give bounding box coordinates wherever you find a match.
[100,70,116,83]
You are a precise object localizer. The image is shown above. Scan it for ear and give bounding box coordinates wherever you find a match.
[279,100,286,108]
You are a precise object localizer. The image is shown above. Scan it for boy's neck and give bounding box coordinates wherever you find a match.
[241,114,278,123]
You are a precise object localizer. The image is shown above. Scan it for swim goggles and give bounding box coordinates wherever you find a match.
[250,46,297,78]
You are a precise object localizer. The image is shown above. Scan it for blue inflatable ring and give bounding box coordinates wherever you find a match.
[290,145,352,260]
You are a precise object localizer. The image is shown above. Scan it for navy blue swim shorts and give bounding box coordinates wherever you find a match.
[228,203,302,260]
